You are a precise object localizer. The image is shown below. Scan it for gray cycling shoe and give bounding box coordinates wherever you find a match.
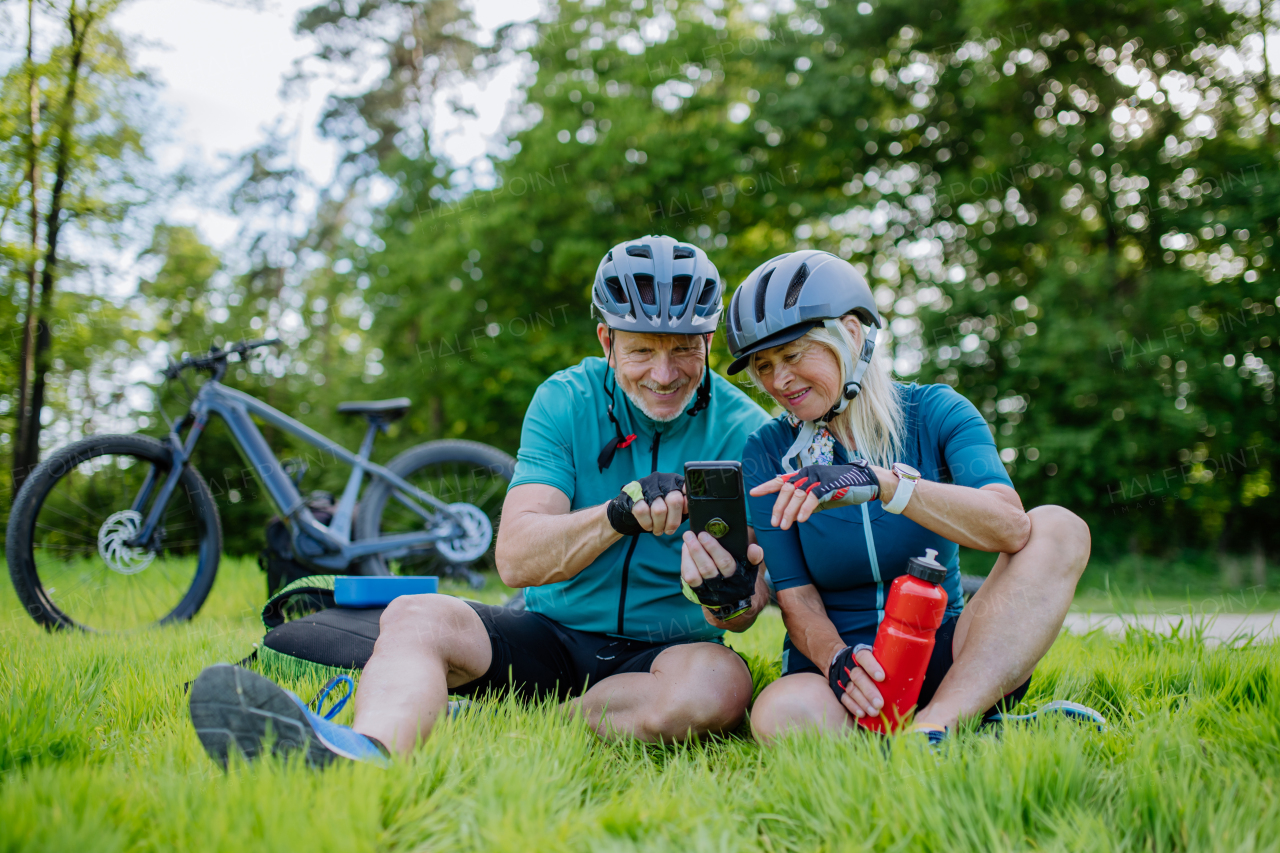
[987,700,1107,732]
[189,664,390,768]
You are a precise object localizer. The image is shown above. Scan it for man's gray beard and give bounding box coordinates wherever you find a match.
[621,380,698,423]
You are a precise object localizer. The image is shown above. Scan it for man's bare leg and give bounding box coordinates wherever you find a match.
[351,594,492,754]
[913,505,1090,730]
[567,643,753,742]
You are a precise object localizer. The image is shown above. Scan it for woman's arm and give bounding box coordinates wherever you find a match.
[776,584,847,676]
[754,475,1029,554]
[778,584,894,720]
[874,474,1030,554]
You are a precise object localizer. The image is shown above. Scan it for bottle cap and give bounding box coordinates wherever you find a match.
[907,548,947,584]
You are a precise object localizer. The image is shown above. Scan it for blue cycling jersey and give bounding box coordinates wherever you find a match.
[510,357,770,643]
[742,382,1013,670]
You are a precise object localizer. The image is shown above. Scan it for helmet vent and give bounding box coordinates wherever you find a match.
[782,264,809,309]
[604,276,626,305]
[672,245,696,259]
[697,279,718,305]
[626,245,652,259]
[730,292,742,333]
[671,275,692,306]
[634,274,657,305]
[605,250,613,263]
[754,268,774,323]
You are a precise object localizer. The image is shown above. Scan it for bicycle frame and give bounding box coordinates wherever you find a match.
[127,376,464,571]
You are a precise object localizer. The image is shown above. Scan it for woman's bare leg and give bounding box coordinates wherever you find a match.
[913,505,1090,730]
[750,673,857,743]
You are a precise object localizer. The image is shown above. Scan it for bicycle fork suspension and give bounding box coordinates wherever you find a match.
[126,414,207,550]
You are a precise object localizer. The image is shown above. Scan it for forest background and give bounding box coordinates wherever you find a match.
[2,0,1277,589]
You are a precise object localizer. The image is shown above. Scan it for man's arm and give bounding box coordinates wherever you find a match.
[495,481,686,588]
[495,484,621,587]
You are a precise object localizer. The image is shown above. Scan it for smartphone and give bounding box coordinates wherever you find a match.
[684,461,749,566]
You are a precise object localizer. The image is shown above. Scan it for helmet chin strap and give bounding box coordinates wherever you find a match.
[822,319,877,421]
[685,334,712,418]
[597,330,638,472]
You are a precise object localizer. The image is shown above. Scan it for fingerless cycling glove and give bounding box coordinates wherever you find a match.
[681,559,758,621]
[606,472,686,536]
[781,460,880,510]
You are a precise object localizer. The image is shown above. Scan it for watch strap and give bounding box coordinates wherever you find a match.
[884,468,917,514]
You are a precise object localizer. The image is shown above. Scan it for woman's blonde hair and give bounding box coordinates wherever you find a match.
[745,317,905,468]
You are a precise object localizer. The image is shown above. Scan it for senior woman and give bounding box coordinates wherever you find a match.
[702,250,1101,742]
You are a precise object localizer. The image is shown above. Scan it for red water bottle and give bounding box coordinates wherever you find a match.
[857,549,949,734]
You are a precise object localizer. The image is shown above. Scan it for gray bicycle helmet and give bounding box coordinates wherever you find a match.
[726,250,881,417]
[592,236,723,471]
[592,235,723,333]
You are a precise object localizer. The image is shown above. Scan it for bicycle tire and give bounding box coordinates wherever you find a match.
[6,434,222,631]
[353,439,515,579]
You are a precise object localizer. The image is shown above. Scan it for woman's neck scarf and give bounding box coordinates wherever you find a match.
[781,413,837,472]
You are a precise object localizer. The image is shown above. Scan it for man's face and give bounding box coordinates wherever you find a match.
[597,325,710,422]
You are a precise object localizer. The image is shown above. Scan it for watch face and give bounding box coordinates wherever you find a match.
[894,463,921,480]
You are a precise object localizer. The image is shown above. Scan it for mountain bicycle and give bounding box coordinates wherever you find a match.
[5,339,514,631]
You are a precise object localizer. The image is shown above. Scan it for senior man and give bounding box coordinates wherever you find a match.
[188,236,771,766]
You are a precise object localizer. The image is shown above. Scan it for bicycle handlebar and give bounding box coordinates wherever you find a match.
[162,338,282,380]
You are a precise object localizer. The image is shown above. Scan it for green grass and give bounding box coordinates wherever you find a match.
[959,547,1280,614]
[3,557,1280,852]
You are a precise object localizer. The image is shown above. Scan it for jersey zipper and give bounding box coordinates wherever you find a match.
[616,429,662,636]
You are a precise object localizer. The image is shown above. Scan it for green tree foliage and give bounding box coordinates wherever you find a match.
[358,0,1276,559]
[3,0,1276,565]
[0,0,154,511]
[743,0,1278,555]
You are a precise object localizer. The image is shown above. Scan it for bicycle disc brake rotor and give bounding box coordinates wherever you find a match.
[97,510,156,575]
[435,503,493,564]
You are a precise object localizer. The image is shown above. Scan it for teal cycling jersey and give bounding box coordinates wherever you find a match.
[510,357,770,643]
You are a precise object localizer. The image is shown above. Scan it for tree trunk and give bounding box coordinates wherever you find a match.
[1252,536,1267,589]
[1259,1,1274,147]
[17,2,91,493]
[13,0,41,494]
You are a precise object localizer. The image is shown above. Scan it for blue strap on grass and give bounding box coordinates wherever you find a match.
[311,675,355,721]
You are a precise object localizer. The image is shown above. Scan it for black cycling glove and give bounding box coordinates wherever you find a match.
[681,557,759,621]
[828,643,874,703]
[606,472,686,536]
[780,460,880,511]
[829,645,858,702]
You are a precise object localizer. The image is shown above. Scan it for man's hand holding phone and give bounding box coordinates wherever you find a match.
[606,472,687,536]
[681,532,768,631]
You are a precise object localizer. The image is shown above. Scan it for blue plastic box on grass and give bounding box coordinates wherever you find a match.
[334,576,439,608]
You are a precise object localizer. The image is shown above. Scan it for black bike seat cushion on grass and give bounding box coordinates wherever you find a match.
[262,607,384,670]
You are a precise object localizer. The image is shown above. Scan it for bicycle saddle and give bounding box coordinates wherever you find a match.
[336,398,411,422]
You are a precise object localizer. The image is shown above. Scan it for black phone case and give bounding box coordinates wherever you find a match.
[684,461,749,565]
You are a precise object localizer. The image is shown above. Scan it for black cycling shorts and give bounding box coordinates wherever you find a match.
[452,601,725,703]
[782,615,1031,721]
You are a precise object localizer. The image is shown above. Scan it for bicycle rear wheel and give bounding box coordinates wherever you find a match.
[354,439,514,585]
[6,434,222,631]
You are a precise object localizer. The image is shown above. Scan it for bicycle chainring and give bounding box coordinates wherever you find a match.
[97,510,157,575]
[435,503,493,564]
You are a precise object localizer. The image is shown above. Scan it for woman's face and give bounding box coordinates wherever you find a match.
[752,319,861,421]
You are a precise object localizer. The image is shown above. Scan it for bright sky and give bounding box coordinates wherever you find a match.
[113,0,541,248]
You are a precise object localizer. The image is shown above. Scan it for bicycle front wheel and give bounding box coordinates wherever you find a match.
[6,434,222,631]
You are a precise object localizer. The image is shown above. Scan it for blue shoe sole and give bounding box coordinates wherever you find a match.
[189,664,340,768]
[988,700,1107,732]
